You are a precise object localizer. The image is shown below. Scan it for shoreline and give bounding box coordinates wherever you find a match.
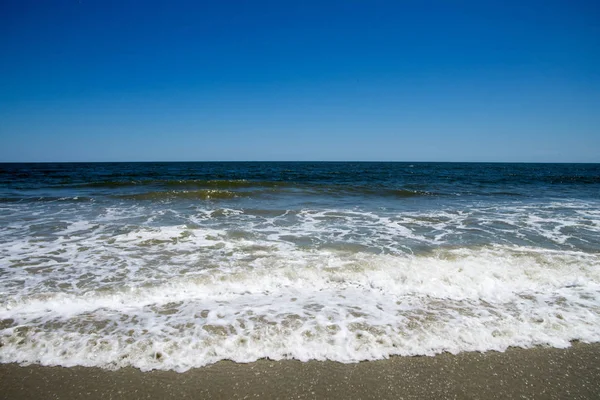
[1,343,600,399]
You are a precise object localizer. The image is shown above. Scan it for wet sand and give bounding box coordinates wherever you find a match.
[1,343,600,399]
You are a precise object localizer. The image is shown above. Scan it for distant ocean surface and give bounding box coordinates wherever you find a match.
[1,162,599,372]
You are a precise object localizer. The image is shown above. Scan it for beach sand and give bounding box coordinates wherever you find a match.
[1,343,600,399]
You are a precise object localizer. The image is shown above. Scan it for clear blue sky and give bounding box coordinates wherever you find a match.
[1,0,598,162]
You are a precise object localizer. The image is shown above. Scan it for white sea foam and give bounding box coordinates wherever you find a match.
[1,200,599,371]
[1,243,599,371]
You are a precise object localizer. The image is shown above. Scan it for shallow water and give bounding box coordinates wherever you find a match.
[1,162,599,371]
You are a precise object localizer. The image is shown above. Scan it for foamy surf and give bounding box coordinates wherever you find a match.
[1,246,599,372]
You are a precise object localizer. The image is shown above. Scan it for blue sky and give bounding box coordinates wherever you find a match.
[1,0,598,162]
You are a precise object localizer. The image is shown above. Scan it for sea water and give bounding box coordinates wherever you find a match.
[0,162,599,371]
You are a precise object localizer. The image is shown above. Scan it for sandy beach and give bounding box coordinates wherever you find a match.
[1,343,599,399]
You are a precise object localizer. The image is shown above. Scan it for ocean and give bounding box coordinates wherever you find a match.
[0,162,599,372]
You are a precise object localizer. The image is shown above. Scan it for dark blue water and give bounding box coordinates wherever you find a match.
[1,162,599,371]
[2,162,599,199]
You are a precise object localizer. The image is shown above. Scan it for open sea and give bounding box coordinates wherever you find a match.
[0,162,599,372]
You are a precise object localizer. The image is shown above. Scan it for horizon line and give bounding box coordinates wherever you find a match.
[1,160,599,165]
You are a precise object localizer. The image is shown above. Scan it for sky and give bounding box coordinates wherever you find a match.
[0,0,599,162]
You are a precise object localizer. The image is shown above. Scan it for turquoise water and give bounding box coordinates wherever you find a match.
[1,162,599,371]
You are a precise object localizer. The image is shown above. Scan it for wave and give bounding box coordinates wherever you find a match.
[1,246,599,371]
[114,189,241,201]
[0,196,93,203]
[71,179,291,189]
[312,186,433,198]
[75,179,432,194]
[64,180,437,200]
